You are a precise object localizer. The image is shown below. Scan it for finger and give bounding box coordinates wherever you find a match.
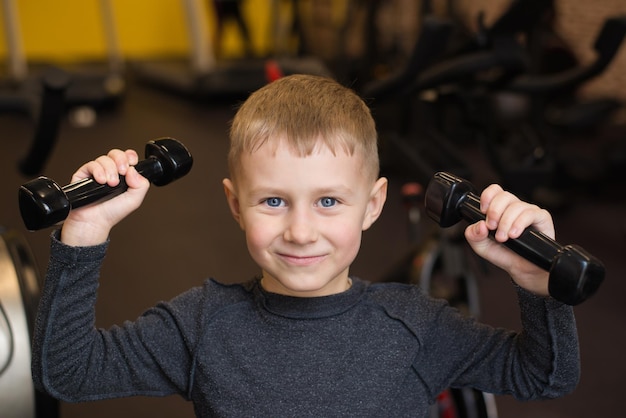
[124,165,150,190]
[71,156,117,185]
[465,221,506,263]
[71,160,103,184]
[478,184,504,214]
[109,149,140,175]
[70,150,131,186]
[94,154,124,186]
[492,200,532,242]
[483,190,520,233]
[465,220,489,243]
[509,206,555,240]
[107,149,135,176]
[124,149,140,167]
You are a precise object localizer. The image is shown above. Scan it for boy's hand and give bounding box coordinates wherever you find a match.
[60,149,150,247]
[464,184,554,297]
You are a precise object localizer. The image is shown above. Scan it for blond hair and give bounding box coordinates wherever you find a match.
[228,74,379,181]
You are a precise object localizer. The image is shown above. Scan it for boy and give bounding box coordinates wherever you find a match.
[32,75,579,417]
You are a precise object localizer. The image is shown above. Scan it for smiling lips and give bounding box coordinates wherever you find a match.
[277,253,327,266]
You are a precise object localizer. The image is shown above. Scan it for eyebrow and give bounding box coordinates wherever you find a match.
[313,185,354,196]
[248,184,355,198]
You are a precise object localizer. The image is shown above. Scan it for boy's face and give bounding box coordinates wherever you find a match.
[223,138,387,297]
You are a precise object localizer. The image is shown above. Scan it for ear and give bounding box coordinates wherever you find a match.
[223,178,243,228]
[362,177,388,231]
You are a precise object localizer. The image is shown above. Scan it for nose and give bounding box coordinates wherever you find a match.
[283,206,318,244]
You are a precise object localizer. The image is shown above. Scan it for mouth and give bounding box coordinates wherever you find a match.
[277,253,327,266]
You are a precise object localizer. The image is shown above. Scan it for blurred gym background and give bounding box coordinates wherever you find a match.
[1,0,625,417]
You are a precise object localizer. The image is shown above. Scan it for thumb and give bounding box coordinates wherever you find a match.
[465,220,498,260]
[124,166,150,190]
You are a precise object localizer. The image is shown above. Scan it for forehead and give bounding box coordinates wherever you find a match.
[242,131,355,158]
[244,138,361,167]
[236,139,367,189]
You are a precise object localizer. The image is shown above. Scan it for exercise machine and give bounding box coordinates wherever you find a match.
[1,1,72,176]
[473,13,626,203]
[359,11,528,187]
[2,0,126,175]
[374,1,626,206]
[2,0,126,121]
[0,228,59,418]
[0,66,70,177]
[131,0,330,102]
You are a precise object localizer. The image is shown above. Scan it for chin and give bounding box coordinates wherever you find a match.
[271,275,346,297]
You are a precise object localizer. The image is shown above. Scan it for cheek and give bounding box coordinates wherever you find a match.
[243,219,275,258]
[328,220,363,258]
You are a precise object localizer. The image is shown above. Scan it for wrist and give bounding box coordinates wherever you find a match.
[60,219,111,247]
[512,271,550,297]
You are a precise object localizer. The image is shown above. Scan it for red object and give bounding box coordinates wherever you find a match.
[401,182,423,198]
[265,59,284,82]
[436,390,458,418]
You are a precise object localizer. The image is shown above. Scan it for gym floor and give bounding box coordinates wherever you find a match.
[1,74,624,417]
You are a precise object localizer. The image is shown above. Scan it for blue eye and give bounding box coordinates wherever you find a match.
[265,197,283,207]
[319,197,337,207]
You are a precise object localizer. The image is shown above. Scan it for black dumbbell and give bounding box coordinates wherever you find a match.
[424,171,604,305]
[19,138,193,231]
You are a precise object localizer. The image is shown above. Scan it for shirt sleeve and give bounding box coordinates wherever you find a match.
[412,285,580,401]
[31,231,199,402]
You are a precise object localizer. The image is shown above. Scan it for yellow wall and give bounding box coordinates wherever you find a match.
[0,0,273,63]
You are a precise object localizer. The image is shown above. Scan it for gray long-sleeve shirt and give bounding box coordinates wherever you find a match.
[32,234,580,417]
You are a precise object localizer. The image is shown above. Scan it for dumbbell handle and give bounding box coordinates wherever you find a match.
[62,157,163,209]
[459,192,561,271]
